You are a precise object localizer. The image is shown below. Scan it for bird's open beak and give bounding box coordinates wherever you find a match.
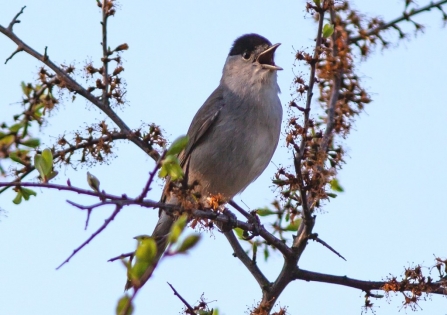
[257,43,282,71]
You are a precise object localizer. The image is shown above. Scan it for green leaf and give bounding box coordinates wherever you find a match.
[21,138,40,148]
[166,135,189,156]
[158,155,184,180]
[134,237,157,263]
[9,151,25,165]
[116,295,134,315]
[87,172,101,192]
[330,178,344,192]
[313,0,321,6]
[263,246,269,261]
[20,188,37,201]
[41,148,53,175]
[176,234,201,253]
[9,123,23,133]
[257,207,275,216]
[34,154,45,178]
[12,192,22,204]
[284,219,301,231]
[322,23,334,38]
[21,82,33,97]
[234,227,244,239]
[327,192,337,198]
[168,214,187,244]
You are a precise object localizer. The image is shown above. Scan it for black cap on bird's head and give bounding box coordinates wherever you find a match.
[229,33,282,70]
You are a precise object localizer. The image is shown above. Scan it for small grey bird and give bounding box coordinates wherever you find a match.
[134,33,282,288]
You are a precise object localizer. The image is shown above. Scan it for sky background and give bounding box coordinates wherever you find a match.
[1,1,446,314]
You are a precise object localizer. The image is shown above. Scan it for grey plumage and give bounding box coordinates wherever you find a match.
[133,33,282,288]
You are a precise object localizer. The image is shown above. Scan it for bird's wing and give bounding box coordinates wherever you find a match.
[161,86,224,202]
[179,86,225,168]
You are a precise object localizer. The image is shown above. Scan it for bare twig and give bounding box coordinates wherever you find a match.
[0,8,160,160]
[309,234,346,261]
[101,1,110,106]
[293,268,447,295]
[349,0,447,44]
[56,204,122,269]
[7,5,26,31]
[4,46,23,64]
[137,151,165,201]
[167,282,197,315]
[108,251,134,262]
[224,230,270,290]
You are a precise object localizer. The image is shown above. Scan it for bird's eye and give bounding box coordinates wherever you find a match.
[242,51,251,60]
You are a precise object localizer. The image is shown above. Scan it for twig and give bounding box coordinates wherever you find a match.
[108,251,134,262]
[101,1,110,106]
[309,233,346,261]
[167,282,196,315]
[224,230,270,290]
[137,151,165,201]
[7,5,26,31]
[229,200,294,258]
[4,46,23,64]
[0,8,160,160]
[56,204,122,269]
[293,268,447,295]
[349,0,447,44]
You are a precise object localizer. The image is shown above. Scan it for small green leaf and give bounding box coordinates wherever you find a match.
[34,154,45,178]
[176,234,201,253]
[87,172,101,192]
[9,151,25,165]
[134,236,157,263]
[257,207,275,216]
[166,135,189,156]
[21,82,33,97]
[116,295,134,315]
[13,192,23,204]
[9,123,23,133]
[263,246,269,261]
[20,188,37,201]
[322,24,334,38]
[330,178,344,192]
[168,214,187,244]
[41,148,53,175]
[284,219,301,231]
[158,155,184,180]
[234,227,244,239]
[313,0,321,6]
[21,138,40,148]
[327,192,338,198]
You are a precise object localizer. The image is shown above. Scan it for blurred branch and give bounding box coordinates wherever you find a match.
[0,7,160,161]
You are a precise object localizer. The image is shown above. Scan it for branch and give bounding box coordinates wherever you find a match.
[0,8,160,161]
[349,0,447,44]
[167,282,197,315]
[294,268,447,295]
[56,204,122,269]
[224,230,270,289]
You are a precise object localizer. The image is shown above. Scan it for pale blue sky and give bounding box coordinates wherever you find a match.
[0,1,446,314]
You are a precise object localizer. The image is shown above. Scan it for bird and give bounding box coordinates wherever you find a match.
[130,33,283,289]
